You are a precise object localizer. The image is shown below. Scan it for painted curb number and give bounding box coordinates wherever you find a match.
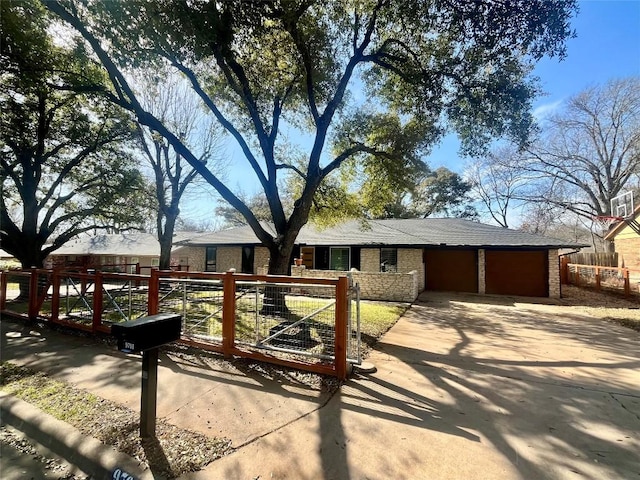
[112,468,136,480]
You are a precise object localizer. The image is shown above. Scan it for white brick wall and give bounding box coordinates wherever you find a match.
[254,247,270,274]
[216,246,241,272]
[172,246,206,271]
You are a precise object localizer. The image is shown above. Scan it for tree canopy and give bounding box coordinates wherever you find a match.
[46,0,577,273]
[0,0,149,268]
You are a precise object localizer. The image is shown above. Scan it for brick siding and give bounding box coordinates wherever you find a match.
[548,249,560,298]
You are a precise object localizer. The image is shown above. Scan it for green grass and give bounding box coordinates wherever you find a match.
[1,363,100,423]
[358,301,408,339]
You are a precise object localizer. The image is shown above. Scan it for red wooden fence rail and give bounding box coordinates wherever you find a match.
[0,268,351,379]
[561,261,633,297]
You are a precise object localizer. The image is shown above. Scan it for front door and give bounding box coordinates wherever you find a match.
[301,247,314,269]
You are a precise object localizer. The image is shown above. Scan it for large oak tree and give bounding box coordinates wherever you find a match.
[47,0,578,277]
[0,1,149,272]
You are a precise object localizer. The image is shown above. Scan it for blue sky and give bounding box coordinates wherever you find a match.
[428,0,640,172]
[184,0,640,224]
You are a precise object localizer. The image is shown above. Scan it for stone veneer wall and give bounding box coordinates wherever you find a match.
[290,265,419,302]
[548,249,560,298]
[398,248,424,291]
[359,247,424,292]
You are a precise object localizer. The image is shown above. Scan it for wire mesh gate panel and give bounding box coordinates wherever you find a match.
[58,272,150,328]
[235,281,339,360]
[157,277,224,341]
[156,274,362,366]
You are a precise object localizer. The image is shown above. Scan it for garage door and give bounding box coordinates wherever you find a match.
[485,250,548,297]
[425,249,478,293]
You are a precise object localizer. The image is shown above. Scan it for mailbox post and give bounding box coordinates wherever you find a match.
[111,313,182,438]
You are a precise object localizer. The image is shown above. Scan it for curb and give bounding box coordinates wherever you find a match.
[0,392,155,480]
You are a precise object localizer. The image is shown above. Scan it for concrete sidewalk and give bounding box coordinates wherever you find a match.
[2,291,640,479]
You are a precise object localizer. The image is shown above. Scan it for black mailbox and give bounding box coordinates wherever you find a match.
[111,313,182,353]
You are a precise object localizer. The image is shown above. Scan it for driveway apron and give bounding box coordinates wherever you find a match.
[197,292,640,480]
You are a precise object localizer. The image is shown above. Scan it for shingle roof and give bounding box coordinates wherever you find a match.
[185,218,586,249]
[50,232,194,256]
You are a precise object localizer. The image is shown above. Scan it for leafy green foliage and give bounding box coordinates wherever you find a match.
[46,0,577,274]
[0,0,151,268]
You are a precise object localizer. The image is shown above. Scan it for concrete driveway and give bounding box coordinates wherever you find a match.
[2,290,639,479]
[198,291,640,480]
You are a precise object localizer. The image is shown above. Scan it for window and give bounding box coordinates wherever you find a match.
[380,248,398,272]
[330,247,350,271]
[130,257,139,274]
[151,258,160,267]
[205,247,217,272]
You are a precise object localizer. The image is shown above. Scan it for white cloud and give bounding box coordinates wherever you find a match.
[532,99,564,120]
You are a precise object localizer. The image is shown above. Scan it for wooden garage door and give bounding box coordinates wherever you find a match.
[425,249,478,293]
[485,250,548,297]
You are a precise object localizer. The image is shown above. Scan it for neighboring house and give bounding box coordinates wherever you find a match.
[604,206,640,269]
[47,232,193,273]
[178,219,585,300]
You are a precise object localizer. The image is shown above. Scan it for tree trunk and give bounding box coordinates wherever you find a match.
[158,214,177,270]
[260,243,294,316]
[15,250,45,302]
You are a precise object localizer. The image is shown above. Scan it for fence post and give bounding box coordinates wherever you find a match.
[222,271,236,358]
[595,266,601,291]
[92,271,103,332]
[28,268,38,320]
[0,271,7,310]
[148,269,160,315]
[624,268,630,297]
[50,270,60,323]
[575,265,580,287]
[335,276,349,380]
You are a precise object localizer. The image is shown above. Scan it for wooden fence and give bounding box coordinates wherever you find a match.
[564,252,618,267]
[560,258,636,297]
[0,268,352,379]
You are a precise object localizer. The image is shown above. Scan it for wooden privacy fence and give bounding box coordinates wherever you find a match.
[560,258,637,297]
[0,268,355,379]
